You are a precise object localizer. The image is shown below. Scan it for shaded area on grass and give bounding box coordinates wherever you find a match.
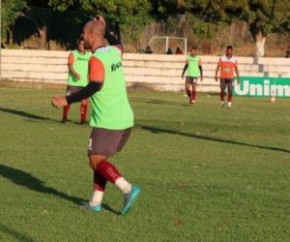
[78,202,120,215]
[0,164,84,205]
[0,107,52,121]
[0,107,84,125]
[129,93,219,107]
[0,164,122,215]
[0,222,34,242]
[130,97,188,107]
[137,124,290,154]
[102,204,121,215]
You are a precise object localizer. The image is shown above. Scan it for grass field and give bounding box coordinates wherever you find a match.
[0,87,290,242]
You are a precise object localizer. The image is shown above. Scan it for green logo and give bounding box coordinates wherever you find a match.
[233,76,290,98]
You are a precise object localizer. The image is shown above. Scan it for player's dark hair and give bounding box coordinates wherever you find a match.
[226,45,233,50]
[191,46,197,50]
[76,38,84,49]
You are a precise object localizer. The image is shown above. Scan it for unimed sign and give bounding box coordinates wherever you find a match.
[233,77,290,98]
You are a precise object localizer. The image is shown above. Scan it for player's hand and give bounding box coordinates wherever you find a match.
[237,79,241,85]
[181,75,184,79]
[200,76,203,82]
[75,73,81,80]
[52,96,68,108]
[214,76,218,82]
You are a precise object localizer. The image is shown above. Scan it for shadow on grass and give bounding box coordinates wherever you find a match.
[0,222,34,242]
[0,107,52,121]
[0,164,122,215]
[130,97,188,107]
[78,202,120,215]
[0,164,85,205]
[136,124,290,154]
[102,203,121,215]
[0,107,86,125]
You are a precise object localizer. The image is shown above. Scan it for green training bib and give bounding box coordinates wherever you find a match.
[68,50,91,87]
[89,46,134,130]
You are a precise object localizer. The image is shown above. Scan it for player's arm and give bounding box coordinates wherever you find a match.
[52,81,102,108]
[215,59,220,81]
[52,57,104,108]
[182,60,188,78]
[199,58,203,81]
[105,30,124,58]
[199,65,203,81]
[66,57,104,104]
[234,63,240,85]
[105,30,121,47]
[68,53,80,80]
[65,82,102,104]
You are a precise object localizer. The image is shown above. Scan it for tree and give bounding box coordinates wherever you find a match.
[48,0,152,46]
[48,0,151,29]
[241,0,290,57]
[183,0,290,57]
[1,0,27,44]
[3,0,289,53]
[5,0,88,49]
[150,0,187,19]
[47,0,76,11]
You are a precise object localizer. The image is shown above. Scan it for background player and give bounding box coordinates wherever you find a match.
[182,47,203,104]
[52,17,140,215]
[62,39,91,124]
[215,45,240,109]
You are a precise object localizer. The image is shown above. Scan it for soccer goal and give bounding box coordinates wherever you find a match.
[148,36,187,55]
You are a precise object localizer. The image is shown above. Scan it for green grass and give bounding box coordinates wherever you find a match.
[0,87,290,242]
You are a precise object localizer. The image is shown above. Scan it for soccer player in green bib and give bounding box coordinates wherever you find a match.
[62,39,91,124]
[52,16,140,215]
[182,47,203,104]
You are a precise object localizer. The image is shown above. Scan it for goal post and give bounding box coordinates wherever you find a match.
[148,36,187,55]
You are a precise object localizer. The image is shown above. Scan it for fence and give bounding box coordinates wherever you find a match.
[1,49,290,93]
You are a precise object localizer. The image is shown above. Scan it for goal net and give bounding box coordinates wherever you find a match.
[147,36,187,55]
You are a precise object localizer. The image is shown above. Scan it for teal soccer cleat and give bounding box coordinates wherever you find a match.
[78,202,102,212]
[89,204,102,212]
[121,185,141,215]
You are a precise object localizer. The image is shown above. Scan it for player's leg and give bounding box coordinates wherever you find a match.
[62,86,71,122]
[88,128,135,194]
[87,131,109,211]
[62,105,70,123]
[185,77,194,104]
[220,79,226,107]
[88,128,140,214]
[227,79,234,108]
[89,170,107,211]
[185,77,192,101]
[115,128,140,215]
[89,154,140,215]
[80,98,88,124]
[191,78,197,104]
[89,155,132,194]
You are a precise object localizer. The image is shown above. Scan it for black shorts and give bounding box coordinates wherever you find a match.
[66,85,83,96]
[220,79,234,90]
[88,128,132,156]
[186,77,198,84]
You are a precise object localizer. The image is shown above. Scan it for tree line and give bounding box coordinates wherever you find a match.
[1,0,290,56]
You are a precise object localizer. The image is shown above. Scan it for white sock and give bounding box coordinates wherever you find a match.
[115,177,132,194]
[89,190,104,206]
[228,102,232,108]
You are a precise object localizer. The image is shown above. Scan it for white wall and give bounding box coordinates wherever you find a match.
[1,49,290,92]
